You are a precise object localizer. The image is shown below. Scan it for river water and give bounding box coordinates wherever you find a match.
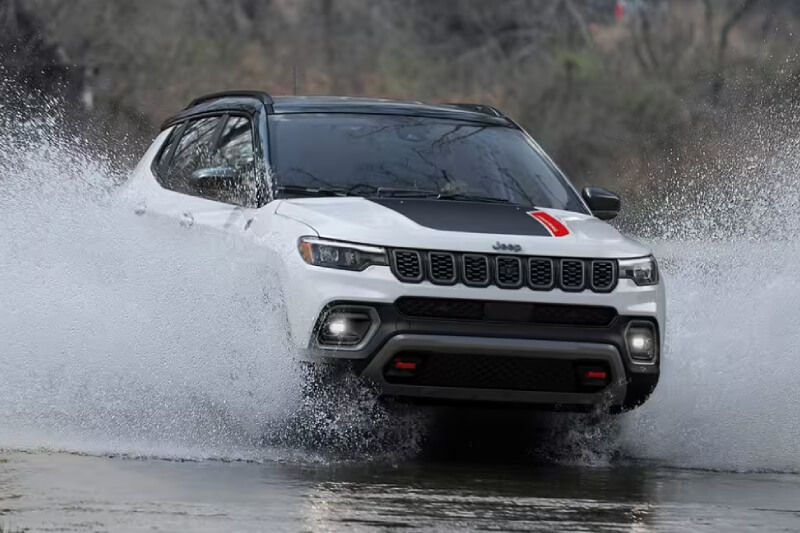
[2,451,800,532]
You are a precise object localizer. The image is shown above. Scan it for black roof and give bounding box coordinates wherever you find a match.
[162,91,512,130]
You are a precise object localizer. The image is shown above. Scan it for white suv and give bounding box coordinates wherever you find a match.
[126,91,664,413]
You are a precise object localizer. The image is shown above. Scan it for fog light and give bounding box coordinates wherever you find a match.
[316,307,378,349]
[326,318,348,336]
[625,322,657,361]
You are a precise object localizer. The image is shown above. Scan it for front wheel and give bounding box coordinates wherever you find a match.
[610,373,659,414]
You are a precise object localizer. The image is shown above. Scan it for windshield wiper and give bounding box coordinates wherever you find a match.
[276,185,352,197]
[436,193,513,204]
[375,187,515,205]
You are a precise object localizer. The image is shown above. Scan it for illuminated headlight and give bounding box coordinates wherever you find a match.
[316,306,379,349]
[625,321,658,362]
[619,256,659,286]
[298,237,388,271]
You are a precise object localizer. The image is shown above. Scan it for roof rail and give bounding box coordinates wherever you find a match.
[440,102,505,118]
[186,90,275,112]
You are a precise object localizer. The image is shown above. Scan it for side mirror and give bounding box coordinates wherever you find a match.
[582,187,620,220]
[190,167,237,189]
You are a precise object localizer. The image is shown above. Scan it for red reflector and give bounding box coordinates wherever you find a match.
[585,370,608,380]
[394,361,417,371]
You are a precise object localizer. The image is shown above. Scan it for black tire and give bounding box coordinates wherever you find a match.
[610,373,659,414]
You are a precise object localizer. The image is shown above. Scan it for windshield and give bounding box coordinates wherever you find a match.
[268,114,586,211]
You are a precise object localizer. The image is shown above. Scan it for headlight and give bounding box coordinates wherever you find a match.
[298,237,389,271]
[619,256,659,286]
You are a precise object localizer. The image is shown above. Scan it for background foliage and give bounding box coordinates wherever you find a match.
[1,0,798,199]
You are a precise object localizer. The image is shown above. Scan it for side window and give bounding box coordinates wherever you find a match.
[218,116,255,172]
[156,114,259,207]
[212,116,258,207]
[166,116,222,193]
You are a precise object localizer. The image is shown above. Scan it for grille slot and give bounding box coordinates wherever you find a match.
[392,250,423,282]
[495,256,523,288]
[428,252,457,285]
[462,254,490,287]
[528,258,555,290]
[591,260,617,292]
[395,297,617,327]
[560,259,586,291]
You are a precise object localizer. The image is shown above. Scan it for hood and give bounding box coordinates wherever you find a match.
[275,197,651,259]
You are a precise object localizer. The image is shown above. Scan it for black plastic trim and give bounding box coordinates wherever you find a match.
[307,301,661,383]
[188,90,275,111]
[560,259,587,292]
[439,102,506,117]
[494,256,525,289]
[461,254,491,288]
[427,252,458,286]
[390,249,424,283]
[590,259,619,294]
[527,257,556,291]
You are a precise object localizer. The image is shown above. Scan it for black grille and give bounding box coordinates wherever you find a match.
[528,258,555,290]
[462,255,490,287]
[388,249,616,293]
[384,352,610,393]
[496,256,523,288]
[591,261,617,292]
[396,298,484,320]
[560,259,585,291]
[392,250,423,282]
[428,252,457,285]
[395,297,617,327]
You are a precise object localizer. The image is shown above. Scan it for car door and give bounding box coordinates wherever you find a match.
[146,114,260,233]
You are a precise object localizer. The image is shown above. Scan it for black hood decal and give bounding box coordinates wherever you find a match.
[369,198,553,236]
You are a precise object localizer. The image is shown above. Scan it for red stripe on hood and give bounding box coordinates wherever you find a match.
[528,211,570,237]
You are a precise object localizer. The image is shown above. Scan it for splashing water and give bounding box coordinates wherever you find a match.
[2,98,800,472]
[0,105,424,462]
[520,135,800,473]
[618,139,800,473]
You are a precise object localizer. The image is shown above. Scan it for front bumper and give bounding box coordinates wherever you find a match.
[305,301,660,410]
[362,334,628,408]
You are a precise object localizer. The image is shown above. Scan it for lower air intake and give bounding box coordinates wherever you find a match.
[384,352,610,393]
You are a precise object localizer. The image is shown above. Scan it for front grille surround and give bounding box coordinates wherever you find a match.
[427,252,458,285]
[495,256,524,289]
[560,259,586,292]
[462,254,491,287]
[391,249,424,283]
[590,260,618,293]
[389,248,618,293]
[527,257,556,291]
